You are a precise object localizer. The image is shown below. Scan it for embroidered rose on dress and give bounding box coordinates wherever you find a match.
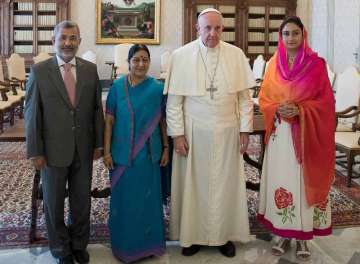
[275,187,293,209]
[274,187,296,224]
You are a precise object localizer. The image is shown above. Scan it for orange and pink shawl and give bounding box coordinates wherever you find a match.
[259,30,335,206]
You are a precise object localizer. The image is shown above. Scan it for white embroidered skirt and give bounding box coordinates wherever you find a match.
[258,121,332,240]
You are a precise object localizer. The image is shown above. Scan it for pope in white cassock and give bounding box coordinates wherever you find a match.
[164,8,256,258]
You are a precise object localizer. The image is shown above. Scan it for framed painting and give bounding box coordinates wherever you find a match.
[96,0,160,44]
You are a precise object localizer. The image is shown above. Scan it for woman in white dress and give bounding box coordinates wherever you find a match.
[257,16,335,261]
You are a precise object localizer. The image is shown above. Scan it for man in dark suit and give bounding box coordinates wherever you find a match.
[25,21,104,264]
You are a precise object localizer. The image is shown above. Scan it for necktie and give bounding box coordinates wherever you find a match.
[63,63,76,107]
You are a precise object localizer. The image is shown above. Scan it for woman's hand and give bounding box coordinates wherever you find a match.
[103,153,114,169]
[278,102,299,119]
[160,148,169,167]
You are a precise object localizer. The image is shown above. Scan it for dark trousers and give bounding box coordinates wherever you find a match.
[41,149,93,258]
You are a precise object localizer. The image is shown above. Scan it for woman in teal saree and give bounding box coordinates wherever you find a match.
[103,44,169,263]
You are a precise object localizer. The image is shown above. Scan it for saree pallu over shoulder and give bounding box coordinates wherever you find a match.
[106,76,164,190]
[259,30,335,206]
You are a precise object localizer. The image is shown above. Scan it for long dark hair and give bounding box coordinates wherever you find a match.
[279,16,304,34]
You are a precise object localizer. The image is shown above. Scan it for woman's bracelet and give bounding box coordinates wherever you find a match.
[163,145,169,149]
[104,153,111,158]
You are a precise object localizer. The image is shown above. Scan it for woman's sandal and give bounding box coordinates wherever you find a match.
[296,240,311,261]
[271,238,291,256]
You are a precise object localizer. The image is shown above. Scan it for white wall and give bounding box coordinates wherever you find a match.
[310,0,329,60]
[71,0,183,79]
[309,0,360,73]
[297,0,311,31]
[333,0,360,73]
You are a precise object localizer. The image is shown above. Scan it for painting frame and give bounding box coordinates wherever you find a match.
[96,0,160,44]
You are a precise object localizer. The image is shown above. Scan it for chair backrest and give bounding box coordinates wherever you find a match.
[33,52,52,64]
[327,63,336,91]
[114,43,132,76]
[252,54,266,81]
[6,53,26,80]
[159,51,171,79]
[81,50,97,64]
[335,66,360,126]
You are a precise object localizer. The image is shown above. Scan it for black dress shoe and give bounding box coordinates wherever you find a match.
[218,241,236,257]
[57,255,74,264]
[181,245,201,256]
[73,249,90,263]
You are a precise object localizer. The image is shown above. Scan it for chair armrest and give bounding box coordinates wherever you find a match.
[336,110,360,119]
[336,106,358,116]
[5,78,20,85]
[0,87,9,101]
[335,109,360,131]
[4,79,20,95]
[11,77,26,90]
[11,77,26,83]
[0,80,11,87]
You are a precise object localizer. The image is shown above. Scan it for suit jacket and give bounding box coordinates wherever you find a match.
[25,56,104,167]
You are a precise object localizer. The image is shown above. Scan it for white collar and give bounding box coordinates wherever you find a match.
[56,55,76,67]
[199,38,220,53]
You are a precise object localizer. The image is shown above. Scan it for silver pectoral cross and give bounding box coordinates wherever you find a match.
[206,82,218,100]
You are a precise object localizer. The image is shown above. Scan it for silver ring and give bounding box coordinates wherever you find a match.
[175,149,180,153]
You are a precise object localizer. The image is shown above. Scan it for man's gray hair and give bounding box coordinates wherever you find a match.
[54,20,80,37]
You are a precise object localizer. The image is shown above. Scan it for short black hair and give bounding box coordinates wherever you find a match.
[127,44,151,62]
[279,16,304,34]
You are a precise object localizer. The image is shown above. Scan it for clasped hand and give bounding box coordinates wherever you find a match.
[277,101,299,119]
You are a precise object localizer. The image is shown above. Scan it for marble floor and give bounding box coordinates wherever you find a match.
[1,227,360,264]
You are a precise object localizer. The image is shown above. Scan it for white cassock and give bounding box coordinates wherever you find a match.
[164,38,256,247]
